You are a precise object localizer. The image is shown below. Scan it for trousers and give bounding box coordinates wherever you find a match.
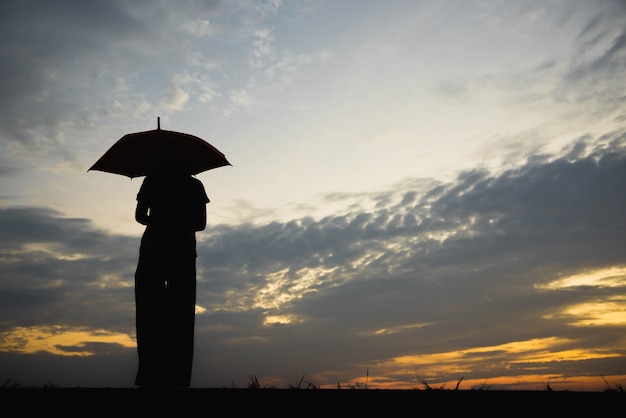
[134,252,196,387]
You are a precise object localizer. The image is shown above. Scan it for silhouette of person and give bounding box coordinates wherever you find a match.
[133,173,209,387]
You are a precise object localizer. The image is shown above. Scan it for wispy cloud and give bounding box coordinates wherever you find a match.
[2,131,625,388]
[181,18,216,38]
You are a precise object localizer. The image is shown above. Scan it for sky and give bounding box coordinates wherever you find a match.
[1,0,626,390]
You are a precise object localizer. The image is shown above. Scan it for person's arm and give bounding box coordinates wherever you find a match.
[195,203,207,231]
[135,200,150,225]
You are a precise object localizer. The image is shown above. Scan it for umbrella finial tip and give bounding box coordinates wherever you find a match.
[157,117,160,130]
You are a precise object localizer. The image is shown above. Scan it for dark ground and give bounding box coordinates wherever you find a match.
[2,388,624,417]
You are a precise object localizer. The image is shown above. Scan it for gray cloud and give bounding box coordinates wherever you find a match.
[2,132,626,387]
[0,0,220,157]
[0,207,138,332]
[556,1,626,107]
[2,0,623,176]
[193,132,626,384]
[187,131,626,385]
[0,1,142,147]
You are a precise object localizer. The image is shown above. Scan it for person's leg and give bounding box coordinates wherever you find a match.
[163,257,197,387]
[134,255,167,386]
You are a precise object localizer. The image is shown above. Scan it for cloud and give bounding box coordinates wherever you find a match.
[224,89,262,116]
[0,0,221,155]
[0,1,142,147]
[192,131,626,383]
[557,1,626,106]
[181,18,216,37]
[162,84,190,110]
[249,28,275,68]
[2,131,626,388]
[0,157,20,177]
[0,325,135,356]
[0,207,138,333]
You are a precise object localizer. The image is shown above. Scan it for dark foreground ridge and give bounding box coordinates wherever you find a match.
[2,388,624,417]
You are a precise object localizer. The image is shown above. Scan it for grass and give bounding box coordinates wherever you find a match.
[414,375,464,391]
[2,379,59,389]
[2,374,624,417]
[3,373,624,392]
[2,379,20,389]
[246,374,275,389]
[243,371,489,391]
[336,366,369,389]
[289,374,320,390]
[231,368,371,390]
[2,375,624,418]
[602,376,625,393]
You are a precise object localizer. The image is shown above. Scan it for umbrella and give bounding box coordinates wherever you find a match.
[88,118,231,178]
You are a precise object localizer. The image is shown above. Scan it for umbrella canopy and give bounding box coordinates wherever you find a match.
[88,119,231,178]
